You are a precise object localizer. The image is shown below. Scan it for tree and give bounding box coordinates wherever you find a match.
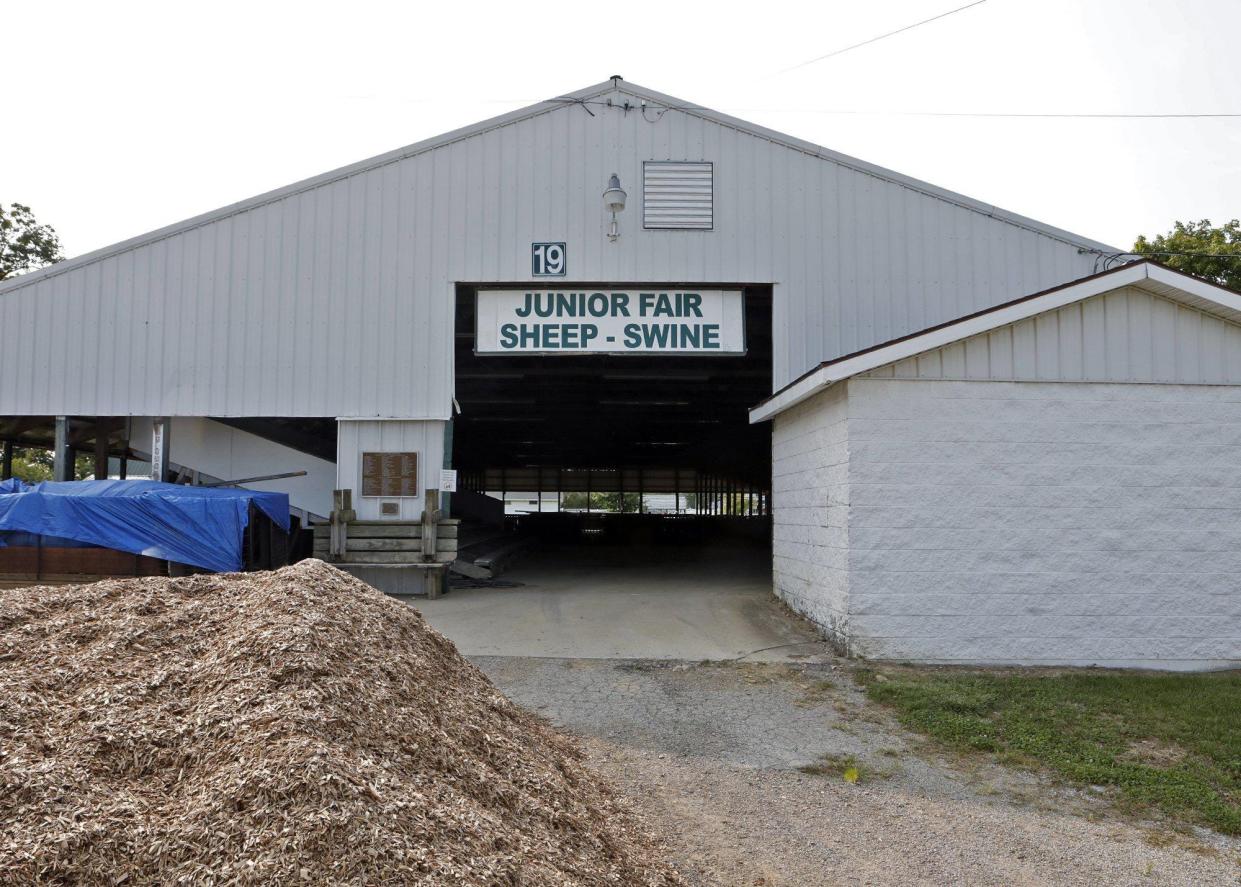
[1133,219,1241,291]
[6,447,95,483]
[0,202,64,281]
[9,447,53,483]
[558,491,642,512]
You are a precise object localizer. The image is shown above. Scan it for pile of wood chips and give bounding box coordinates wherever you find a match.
[0,559,684,886]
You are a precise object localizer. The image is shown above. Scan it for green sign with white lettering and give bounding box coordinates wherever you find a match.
[475,288,745,354]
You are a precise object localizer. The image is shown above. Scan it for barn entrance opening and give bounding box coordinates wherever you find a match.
[450,284,773,584]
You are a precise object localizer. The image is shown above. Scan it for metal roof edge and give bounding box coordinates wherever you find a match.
[749,261,1241,423]
[2,76,1121,297]
[0,80,623,296]
[749,263,1148,423]
[609,80,1121,256]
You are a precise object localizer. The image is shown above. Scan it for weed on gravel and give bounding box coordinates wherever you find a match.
[798,752,898,784]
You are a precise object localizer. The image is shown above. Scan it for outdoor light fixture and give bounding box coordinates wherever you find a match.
[603,173,626,241]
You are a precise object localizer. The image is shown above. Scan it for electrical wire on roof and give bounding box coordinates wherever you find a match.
[640,100,669,124]
[774,0,990,75]
[1078,247,1241,274]
[1086,251,1140,273]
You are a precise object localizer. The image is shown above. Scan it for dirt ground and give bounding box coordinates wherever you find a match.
[475,657,1241,887]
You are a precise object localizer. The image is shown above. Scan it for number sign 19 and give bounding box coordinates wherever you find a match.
[532,242,566,277]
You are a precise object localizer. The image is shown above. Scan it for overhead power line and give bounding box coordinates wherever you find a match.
[776,0,990,74]
[1135,251,1241,259]
[544,97,1241,120]
[1081,247,1241,260]
[817,110,1241,119]
[1079,247,1241,273]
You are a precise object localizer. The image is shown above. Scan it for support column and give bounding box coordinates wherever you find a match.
[150,417,171,482]
[94,418,111,479]
[53,417,73,482]
[441,419,454,519]
[1,440,12,480]
[118,418,130,479]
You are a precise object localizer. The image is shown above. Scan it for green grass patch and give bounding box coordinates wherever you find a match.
[857,668,1241,835]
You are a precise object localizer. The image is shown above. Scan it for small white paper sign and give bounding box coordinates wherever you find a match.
[439,469,458,493]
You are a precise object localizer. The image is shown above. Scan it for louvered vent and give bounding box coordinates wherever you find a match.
[643,161,713,230]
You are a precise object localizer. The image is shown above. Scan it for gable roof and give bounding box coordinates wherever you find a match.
[0,77,1119,296]
[749,261,1241,422]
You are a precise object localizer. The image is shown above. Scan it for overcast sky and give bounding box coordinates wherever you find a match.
[5,0,1239,258]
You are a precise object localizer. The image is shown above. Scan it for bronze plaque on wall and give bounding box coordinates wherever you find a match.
[361,451,418,497]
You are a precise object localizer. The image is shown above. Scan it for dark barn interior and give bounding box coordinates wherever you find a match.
[452,284,773,546]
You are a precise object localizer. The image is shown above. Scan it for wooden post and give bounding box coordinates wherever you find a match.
[422,488,441,599]
[1,441,11,480]
[329,489,354,561]
[421,489,440,559]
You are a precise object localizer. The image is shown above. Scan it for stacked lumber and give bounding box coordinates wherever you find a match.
[311,520,458,563]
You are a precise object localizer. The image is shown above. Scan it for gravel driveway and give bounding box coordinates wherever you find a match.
[474,656,1241,887]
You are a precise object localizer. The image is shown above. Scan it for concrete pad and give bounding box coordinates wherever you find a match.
[414,544,828,661]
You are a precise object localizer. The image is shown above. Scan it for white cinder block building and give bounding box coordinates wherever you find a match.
[755,263,1241,670]
[1,78,1237,668]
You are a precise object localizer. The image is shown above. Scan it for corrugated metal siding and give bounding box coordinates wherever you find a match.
[862,285,1241,384]
[643,161,713,229]
[0,85,1103,418]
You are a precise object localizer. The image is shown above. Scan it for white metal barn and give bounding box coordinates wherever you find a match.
[1,78,1237,669]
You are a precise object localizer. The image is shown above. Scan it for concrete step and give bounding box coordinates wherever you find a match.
[450,526,536,580]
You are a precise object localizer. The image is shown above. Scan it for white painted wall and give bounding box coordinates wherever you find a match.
[130,416,335,517]
[336,419,446,520]
[773,377,1241,670]
[771,383,851,646]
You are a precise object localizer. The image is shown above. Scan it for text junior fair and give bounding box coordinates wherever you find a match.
[499,291,724,351]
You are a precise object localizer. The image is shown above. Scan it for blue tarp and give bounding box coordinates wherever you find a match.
[0,480,290,573]
[0,478,30,494]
